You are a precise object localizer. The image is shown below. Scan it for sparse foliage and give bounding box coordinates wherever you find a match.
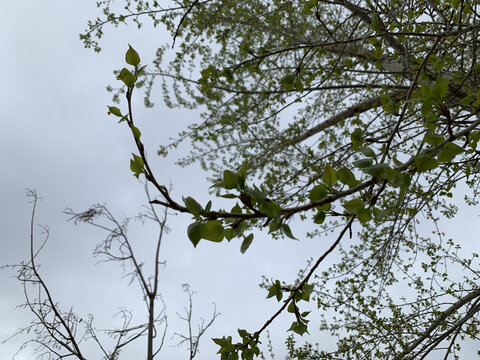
[5,189,217,359]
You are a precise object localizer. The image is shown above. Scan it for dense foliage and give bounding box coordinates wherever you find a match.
[83,1,480,359]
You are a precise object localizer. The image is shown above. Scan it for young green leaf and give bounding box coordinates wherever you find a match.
[203,220,224,242]
[356,207,372,223]
[353,158,373,169]
[125,45,141,66]
[415,152,438,172]
[246,185,266,202]
[351,128,363,148]
[130,154,144,178]
[437,142,464,162]
[424,133,445,146]
[357,146,376,158]
[301,283,314,301]
[323,164,338,186]
[281,223,297,240]
[240,233,254,253]
[116,68,131,81]
[259,201,282,218]
[287,301,297,313]
[288,321,309,336]
[108,106,122,117]
[389,172,411,188]
[183,196,204,217]
[187,222,206,247]
[131,125,141,140]
[338,167,358,187]
[309,184,328,202]
[269,216,282,233]
[267,280,283,301]
[231,203,242,214]
[314,210,326,224]
[237,160,248,189]
[431,77,449,99]
[224,228,236,241]
[223,170,239,189]
[342,198,365,213]
[205,200,212,212]
[373,207,388,220]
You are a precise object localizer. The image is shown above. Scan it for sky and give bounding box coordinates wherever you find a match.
[1,2,480,360]
[0,2,335,359]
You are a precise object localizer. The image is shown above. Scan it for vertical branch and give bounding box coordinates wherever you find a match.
[173,284,220,360]
[8,190,87,360]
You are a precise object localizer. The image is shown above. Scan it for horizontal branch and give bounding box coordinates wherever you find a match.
[287,90,406,146]
[151,116,480,221]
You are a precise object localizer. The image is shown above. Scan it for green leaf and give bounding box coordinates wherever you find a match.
[338,167,357,187]
[323,164,338,186]
[231,203,242,214]
[117,67,137,87]
[220,193,237,199]
[362,163,391,179]
[373,207,388,220]
[281,224,297,239]
[351,128,363,148]
[424,133,445,146]
[421,98,435,118]
[130,154,144,178]
[342,198,371,223]
[357,146,376,158]
[125,45,141,66]
[342,198,365,213]
[356,207,372,223]
[287,301,297,313]
[468,132,480,149]
[309,184,328,202]
[420,83,431,98]
[314,210,326,224]
[259,201,282,218]
[205,200,212,212]
[302,284,314,302]
[280,74,296,90]
[240,233,254,253]
[183,196,204,217]
[415,153,438,172]
[116,67,131,81]
[188,222,205,247]
[203,220,224,242]
[353,158,373,169]
[437,142,464,162]
[108,106,122,117]
[389,172,411,188]
[267,280,283,301]
[269,216,282,233]
[431,77,449,99]
[224,228,236,241]
[123,73,137,87]
[223,170,239,189]
[237,161,248,189]
[288,321,309,336]
[246,186,266,202]
[131,125,141,140]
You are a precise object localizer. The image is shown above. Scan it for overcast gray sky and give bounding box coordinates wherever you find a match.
[0,2,337,359]
[2,2,480,360]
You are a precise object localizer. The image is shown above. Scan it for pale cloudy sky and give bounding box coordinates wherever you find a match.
[2,2,480,360]
[0,2,334,359]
